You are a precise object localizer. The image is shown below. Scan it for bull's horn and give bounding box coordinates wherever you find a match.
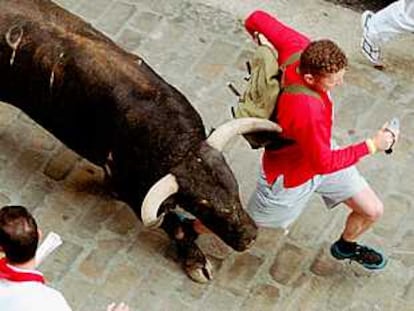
[206,118,282,151]
[141,173,179,228]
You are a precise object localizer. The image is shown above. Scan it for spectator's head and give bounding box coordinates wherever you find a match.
[300,39,348,92]
[0,205,39,264]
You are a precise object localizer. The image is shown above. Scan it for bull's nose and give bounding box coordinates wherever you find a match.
[238,214,258,250]
[232,234,256,252]
[243,229,257,250]
[232,225,257,251]
[246,238,256,249]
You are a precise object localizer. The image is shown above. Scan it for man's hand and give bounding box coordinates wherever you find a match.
[107,302,130,311]
[253,32,275,50]
[372,121,400,152]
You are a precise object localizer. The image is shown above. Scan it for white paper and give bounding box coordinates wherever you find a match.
[35,232,63,267]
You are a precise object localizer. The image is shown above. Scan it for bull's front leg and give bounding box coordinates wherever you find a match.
[161,210,213,283]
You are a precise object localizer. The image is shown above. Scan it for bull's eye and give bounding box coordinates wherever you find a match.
[197,158,202,163]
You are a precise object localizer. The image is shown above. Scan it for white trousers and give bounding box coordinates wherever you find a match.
[369,0,414,43]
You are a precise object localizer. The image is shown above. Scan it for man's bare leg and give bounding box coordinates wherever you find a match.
[342,185,383,241]
[330,185,387,270]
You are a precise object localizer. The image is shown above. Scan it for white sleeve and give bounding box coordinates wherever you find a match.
[46,288,73,311]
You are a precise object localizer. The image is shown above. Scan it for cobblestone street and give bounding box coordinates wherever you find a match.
[1,0,414,310]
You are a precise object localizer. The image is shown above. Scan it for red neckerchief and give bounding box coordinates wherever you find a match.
[0,257,45,284]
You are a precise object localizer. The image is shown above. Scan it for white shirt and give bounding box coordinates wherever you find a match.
[0,267,72,311]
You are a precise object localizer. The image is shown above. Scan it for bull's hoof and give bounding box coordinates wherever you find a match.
[179,241,214,283]
[184,257,213,283]
[164,214,214,283]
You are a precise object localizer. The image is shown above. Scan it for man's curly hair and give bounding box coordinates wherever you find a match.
[299,39,348,77]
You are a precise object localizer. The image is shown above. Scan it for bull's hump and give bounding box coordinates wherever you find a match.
[53,30,158,95]
[4,0,158,95]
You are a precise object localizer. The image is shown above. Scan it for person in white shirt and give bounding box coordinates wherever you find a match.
[361,0,414,67]
[0,205,129,311]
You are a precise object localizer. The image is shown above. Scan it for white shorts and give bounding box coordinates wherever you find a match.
[247,166,368,229]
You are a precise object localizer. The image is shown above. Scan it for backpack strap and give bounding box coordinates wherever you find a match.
[283,84,321,100]
[280,52,301,70]
[278,52,321,100]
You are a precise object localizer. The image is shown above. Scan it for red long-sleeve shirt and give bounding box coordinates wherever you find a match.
[245,10,370,188]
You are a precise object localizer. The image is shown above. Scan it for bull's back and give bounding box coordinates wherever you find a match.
[0,0,205,166]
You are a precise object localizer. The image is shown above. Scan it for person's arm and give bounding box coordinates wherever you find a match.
[244,10,310,64]
[280,94,369,174]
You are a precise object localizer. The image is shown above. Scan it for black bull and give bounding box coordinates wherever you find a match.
[0,0,281,282]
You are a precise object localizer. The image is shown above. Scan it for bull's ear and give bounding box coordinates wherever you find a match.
[206,118,282,151]
[141,173,179,228]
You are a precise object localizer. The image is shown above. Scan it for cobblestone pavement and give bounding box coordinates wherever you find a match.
[1,0,414,310]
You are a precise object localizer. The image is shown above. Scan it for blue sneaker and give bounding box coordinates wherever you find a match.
[330,242,388,270]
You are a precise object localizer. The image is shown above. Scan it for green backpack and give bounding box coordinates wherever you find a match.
[229,36,320,149]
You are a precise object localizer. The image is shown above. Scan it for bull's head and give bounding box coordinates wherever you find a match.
[141,118,282,251]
